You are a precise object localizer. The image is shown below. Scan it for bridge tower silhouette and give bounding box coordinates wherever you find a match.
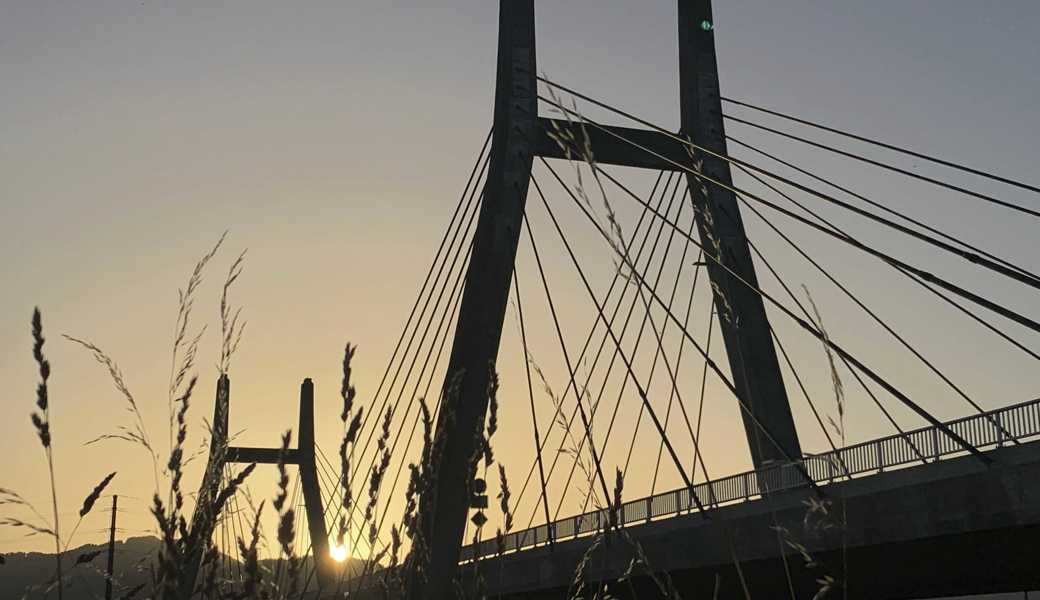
[180,375,333,597]
[418,1,803,597]
[178,0,1040,597]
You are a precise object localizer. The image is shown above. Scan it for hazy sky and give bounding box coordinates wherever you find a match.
[2,0,1038,561]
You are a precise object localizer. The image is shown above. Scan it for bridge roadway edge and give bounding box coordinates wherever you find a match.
[463,441,1040,599]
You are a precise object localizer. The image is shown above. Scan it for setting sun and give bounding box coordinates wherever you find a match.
[329,543,349,563]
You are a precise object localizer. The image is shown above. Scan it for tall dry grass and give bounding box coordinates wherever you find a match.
[4,201,859,600]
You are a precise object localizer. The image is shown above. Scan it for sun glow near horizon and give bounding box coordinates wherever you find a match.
[329,543,350,563]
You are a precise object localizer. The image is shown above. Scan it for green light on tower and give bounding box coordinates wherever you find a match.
[701,20,713,31]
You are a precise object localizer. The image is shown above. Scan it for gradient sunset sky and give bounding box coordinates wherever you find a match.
[2,0,1038,559]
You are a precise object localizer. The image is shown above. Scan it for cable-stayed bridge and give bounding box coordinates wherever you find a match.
[184,1,1040,598]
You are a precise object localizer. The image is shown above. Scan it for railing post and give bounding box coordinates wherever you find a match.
[932,427,941,462]
[646,497,653,523]
[743,472,750,500]
[995,412,1005,447]
[876,441,885,473]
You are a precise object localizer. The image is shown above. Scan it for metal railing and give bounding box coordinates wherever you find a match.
[460,397,1040,562]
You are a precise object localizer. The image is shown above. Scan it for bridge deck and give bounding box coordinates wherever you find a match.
[473,435,1040,599]
[462,397,1040,561]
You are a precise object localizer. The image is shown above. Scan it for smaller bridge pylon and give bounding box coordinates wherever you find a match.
[181,375,334,596]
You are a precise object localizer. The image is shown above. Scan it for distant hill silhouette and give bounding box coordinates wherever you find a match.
[0,536,369,599]
[1,536,157,600]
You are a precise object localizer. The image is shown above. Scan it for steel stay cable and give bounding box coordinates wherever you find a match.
[549,165,907,486]
[514,171,686,531]
[690,297,716,482]
[727,143,1040,362]
[347,145,491,487]
[297,445,365,594]
[723,112,1040,221]
[565,176,712,518]
[573,156,991,466]
[745,227,928,462]
[722,149,1027,447]
[522,210,614,514]
[537,76,1040,222]
[728,138,1040,361]
[720,96,1040,195]
[340,242,474,586]
[768,326,854,476]
[537,161,819,499]
[314,446,368,546]
[716,124,1040,286]
[530,176,714,514]
[339,178,486,542]
[308,452,340,589]
[367,241,472,552]
[647,249,705,498]
[510,171,676,529]
[543,99,1040,336]
[541,92,1040,316]
[231,477,249,586]
[353,129,491,457]
[551,174,693,520]
[620,247,701,500]
[320,205,479,592]
[344,233,476,564]
[219,503,231,587]
[221,465,245,587]
[266,469,301,591]
[306,441,367,593]
[721,169,919,466]
[563,177,714,511]
[512,268,555,544]
[315,443,365,532]
[650,258,708,497]
[726,134,1039,284]
[732,161,1015,445]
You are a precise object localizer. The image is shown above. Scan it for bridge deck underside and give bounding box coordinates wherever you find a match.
[473,442,1040,599]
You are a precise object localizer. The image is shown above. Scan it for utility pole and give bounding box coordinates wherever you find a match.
[104,495,117,600]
